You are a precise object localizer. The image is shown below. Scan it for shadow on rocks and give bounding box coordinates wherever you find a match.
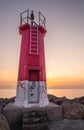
[3,109,23,130]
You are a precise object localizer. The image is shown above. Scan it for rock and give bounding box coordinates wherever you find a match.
[71,96,84,105]
[0,113,10,130]
[61,101,72,117]
[3,107,23,130]
[46,103,63,120]
[7,97,15,104]
[48,94,70,105]
[49,119,84,130]
[23,110,48,130]
[1,95,84,130]
[0,97,15,113]
[48,94,58,104]
[3,102,62,130]
[48,95,84,120]
[65,103,84,119]
[54,96,69,105]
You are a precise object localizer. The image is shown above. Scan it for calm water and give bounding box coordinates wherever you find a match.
[0,89,84,99]
[48,89,84,99]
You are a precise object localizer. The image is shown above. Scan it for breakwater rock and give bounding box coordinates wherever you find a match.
[0,95,84,130]
[0,113,10,130]
[48,94,84,119]
[0,97,15,112]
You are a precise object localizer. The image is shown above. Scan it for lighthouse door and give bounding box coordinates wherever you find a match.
[28,70,39,103]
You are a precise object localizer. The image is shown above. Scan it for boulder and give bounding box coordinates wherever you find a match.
[49,119,84,130]
[65,103,84,119]
[54,96,69,105]
[3,102,63,130]
[0,97,15,113]
[22,110,48,130]
[0,98,8,111]
[61,101,72,117]
[48,94,58,104]
[71,96,84,105]
[3,106,23,130]
[48,94,70,105]
[46,104,62,121]
[0,113,10,130]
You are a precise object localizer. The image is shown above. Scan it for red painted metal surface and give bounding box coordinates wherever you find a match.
[18,23,47,82]
[29,70,39,81]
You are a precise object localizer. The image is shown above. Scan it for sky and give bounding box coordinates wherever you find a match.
[0,0,84,89]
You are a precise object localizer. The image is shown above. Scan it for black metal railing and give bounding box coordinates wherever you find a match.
[20,10,46,28]
[39,12,46,27]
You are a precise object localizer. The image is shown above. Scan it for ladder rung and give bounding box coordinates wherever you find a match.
[31,40,37,43]
[31,35,38,38]
[31,48,37,51]
[31,45,37,47]
[31,37,37,39]
[31,27,38,29]
[31,50,38,53]
[31,50,38,52]
[31,41,37,43]
[30,32,38,34]
[31,25,38,27]
[31,42,37,44]
[31,36,37,38]
[31,28,38,30]
[30,25,38,55]
[31,44,37,46]
[30,52,38,55]
[31,46,37,49]
[31,28,38,31]
[31,40,37,42]
[31,33,37,35]
[31,31,38,35]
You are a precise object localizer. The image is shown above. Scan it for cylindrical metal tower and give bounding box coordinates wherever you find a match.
[15,10,49,107]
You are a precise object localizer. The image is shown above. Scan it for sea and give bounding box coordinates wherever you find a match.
[0,88,84,99]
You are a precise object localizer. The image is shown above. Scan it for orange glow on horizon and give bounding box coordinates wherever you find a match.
[46,71,84,88]
[0,70,84,89]
[0,70,17,88]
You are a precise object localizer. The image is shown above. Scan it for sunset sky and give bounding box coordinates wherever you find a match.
[0,0,84,89]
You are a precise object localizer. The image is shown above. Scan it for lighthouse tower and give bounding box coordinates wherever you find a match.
[15,10,49,107]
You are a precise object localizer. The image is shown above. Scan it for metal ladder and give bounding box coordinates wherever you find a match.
[30,25,38,54]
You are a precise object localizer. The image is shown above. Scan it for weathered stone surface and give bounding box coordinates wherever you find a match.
[71,96,84,105]
[48,94,70,105]
[0,97,15,113]
[48,119,84,130]
[3,105,23,130]
[46,104,62,121]
[0,113,10,130]
[1,95,84,130]
[48,94,58,104]
[65,103,84,119]
[61,101,72,117]
[23,110,48,130]
[3,102,62,130]
[23,123,48,130]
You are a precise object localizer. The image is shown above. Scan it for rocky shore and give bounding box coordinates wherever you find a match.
[0,95,84,130]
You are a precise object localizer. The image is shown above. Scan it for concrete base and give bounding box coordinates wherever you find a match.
[3,103,84,130]
[15,81,49,108]
[3,102,62,121]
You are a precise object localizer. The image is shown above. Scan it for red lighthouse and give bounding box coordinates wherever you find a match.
[15,10,49,107]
